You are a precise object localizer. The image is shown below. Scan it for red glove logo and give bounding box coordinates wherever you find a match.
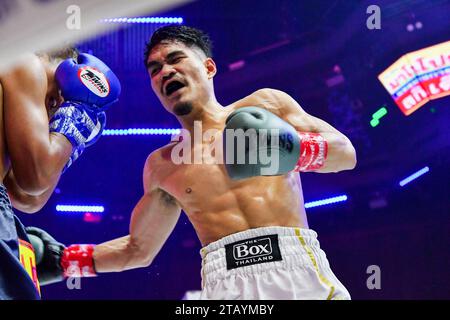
[78,67,110,97]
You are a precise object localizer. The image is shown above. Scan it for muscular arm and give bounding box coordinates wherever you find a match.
[251,88,357,173]
[92,154,182,272]
[2,54,71,196]
[4,169,56,213]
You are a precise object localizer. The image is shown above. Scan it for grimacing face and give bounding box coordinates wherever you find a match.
[146,41,216,115]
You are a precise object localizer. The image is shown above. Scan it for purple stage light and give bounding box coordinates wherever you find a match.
[56,205,105,213]
[304,195,348,209]
[103,128,181,136]
[100,17,183,24]
[399,166,430,187]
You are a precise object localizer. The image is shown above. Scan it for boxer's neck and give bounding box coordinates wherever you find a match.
[177,98,225,132]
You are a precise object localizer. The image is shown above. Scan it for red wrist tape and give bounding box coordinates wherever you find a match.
[61,244,97,278]
[294,132,328,172]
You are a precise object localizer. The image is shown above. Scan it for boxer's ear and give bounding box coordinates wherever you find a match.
[205,58,217,79]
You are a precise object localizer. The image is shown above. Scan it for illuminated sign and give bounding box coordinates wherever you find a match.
[378,41,450,116]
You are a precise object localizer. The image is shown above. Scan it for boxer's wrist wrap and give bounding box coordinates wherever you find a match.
[61,244,97,277]
[294,132,328,171]
[62,146,84,173]
[49,102,98,148]
[50,101,106,173]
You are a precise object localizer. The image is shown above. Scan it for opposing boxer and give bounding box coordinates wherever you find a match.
[0,48,120,299]
[31,26,356,299]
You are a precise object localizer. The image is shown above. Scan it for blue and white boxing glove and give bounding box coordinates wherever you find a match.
[49,103,106,172]
[55,53,121,112]
[50,53,120,171]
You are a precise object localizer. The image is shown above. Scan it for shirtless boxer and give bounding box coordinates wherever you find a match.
[32,26,356,299]
[0,49,120,299]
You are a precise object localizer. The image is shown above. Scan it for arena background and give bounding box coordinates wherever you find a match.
[16,0,450,299]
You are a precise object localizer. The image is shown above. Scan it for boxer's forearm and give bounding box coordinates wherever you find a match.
[17,133,71,194]
[257,89,357,173]
[284,109,357,173]
[6,133,71,196]
[93,162,181,274]
[313,132,356,173]
[93,235,152,273]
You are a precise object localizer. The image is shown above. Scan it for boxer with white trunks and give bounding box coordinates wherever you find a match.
[31,25,356,300]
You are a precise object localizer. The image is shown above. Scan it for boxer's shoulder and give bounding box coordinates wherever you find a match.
[229,88,294,115]
[2,53,44,76]
[142,145,176,184]
[142,149,163,191]
[145,147,167,169]
[0,53,47,93]
[249,88,292,102]
[252,87,288,98]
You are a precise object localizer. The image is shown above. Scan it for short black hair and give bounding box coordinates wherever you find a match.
[37,46,79,62]
[144,25,213,66]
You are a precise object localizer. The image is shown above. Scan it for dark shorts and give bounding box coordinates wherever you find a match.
[0,184,40,300]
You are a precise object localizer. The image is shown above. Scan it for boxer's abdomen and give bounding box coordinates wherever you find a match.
[163,159,308,246]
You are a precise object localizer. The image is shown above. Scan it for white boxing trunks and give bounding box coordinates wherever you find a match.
[198,226,351,300]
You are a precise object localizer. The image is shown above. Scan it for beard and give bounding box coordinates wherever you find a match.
[173,102,193,116]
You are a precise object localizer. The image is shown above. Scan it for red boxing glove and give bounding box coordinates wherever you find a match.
[61,244,97,278]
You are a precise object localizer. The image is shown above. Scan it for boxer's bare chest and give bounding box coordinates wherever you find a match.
[155,90,288,210]
[158,124,233,211]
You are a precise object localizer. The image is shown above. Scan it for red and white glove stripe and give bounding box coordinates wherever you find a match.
[61,244,97,278]
[294,132,328,172]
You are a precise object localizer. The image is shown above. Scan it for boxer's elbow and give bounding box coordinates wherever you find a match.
[14,168,52,196]
[12,145,66,195]
[137,249,157,268]
[134,255,154,269]
[20,204,45,214]
[16,180,48,196]
[9,195,46,214]
[343,140,357,171]
[5,175,47,213]
[128,252,154,269]
[124,240,155,270]
[326,136,356,173]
